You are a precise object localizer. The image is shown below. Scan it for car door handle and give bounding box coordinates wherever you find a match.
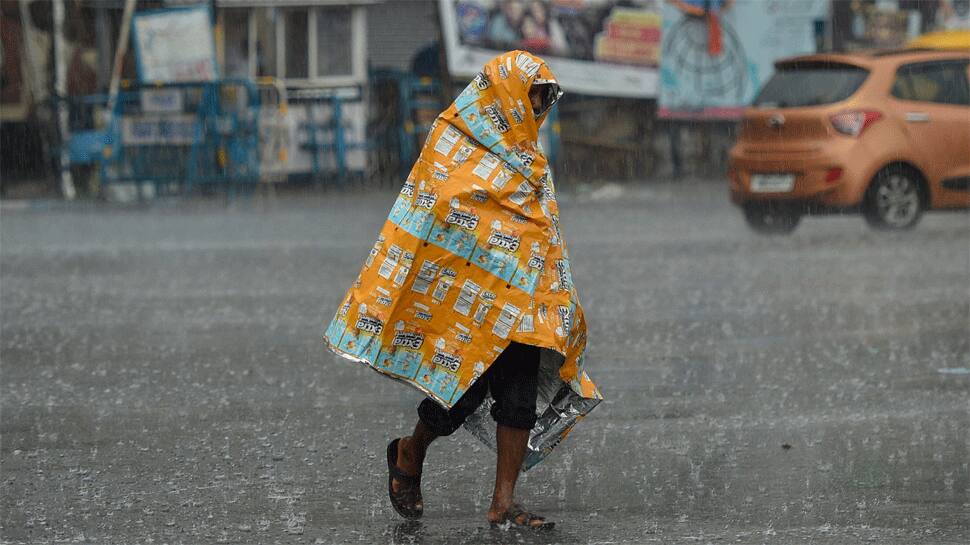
[905,112,931,122]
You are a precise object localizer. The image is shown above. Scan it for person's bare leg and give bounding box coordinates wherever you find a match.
[393,420,436,499]
[487,425,547,526]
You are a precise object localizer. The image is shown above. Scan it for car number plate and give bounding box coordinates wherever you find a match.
[750,173,795,193]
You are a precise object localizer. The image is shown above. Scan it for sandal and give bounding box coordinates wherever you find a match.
[386,438,423,520]
[490,503,555,531]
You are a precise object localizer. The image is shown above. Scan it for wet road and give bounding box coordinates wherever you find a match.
[2,182,968,544]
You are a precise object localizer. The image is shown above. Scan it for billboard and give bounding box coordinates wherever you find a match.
[658,0,828,119]
[831,0,949,52]
[439,0,663,98]
[132,5,218,83]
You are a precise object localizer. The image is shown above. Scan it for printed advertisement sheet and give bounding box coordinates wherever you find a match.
[133,6,218,83]
[658,0,828,119]
[440,0,663,98]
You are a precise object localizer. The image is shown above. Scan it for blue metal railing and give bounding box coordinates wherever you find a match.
[96,79,261,196]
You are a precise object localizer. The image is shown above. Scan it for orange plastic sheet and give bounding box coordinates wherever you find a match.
[324,51,601,469]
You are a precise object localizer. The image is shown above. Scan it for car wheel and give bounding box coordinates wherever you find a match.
[742,202,801,235]
[863,167,924,230]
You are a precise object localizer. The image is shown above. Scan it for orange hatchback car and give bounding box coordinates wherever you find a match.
[729,49,970,234]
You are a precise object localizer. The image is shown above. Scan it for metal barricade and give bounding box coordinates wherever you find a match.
[100,79,261,197]
[295,90,369,184]
[255,77,290,185]
[58,94,112,167]
[399,75,444,171]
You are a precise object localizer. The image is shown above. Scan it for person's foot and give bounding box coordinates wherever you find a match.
[487,502,554,530]
[393,437,424,493]
[387,438,423,519]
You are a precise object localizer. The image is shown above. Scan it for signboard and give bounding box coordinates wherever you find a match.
[658,0,828,119]
[832,0,940,52]
[140,88,185,113]
[121,114,197,145]
[132,6,218,83]
[439,0,663,98]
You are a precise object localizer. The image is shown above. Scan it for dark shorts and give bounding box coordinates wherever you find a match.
[417,342,540,436]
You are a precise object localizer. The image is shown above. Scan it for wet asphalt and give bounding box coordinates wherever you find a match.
[1,181,968,544]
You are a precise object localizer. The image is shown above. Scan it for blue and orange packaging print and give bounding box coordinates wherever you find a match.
[323,51,601,469]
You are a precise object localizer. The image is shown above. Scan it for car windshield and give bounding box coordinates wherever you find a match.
[753,63,869,108]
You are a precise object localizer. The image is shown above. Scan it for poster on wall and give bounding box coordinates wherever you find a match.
[133,5,218,83]
[938,0,970,29]
[439,0,663,98]
[658,0,828,119]
[831,0,957,52]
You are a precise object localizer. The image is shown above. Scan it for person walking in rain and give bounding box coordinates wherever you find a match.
[324,51,601,530]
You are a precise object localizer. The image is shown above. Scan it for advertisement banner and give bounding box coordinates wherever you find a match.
[121,114,197,145]
[831,0,948,52]
[658,0,828,119]
[439,0,663,98]
[133,6,218,83]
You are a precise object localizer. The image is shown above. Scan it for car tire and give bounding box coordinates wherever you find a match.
[742,202,801,235]
[863,167,925,230]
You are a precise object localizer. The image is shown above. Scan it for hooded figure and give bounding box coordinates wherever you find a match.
[324,51,601,528]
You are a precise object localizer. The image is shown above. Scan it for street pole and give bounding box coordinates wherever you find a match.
[52,0,76,200]
[107,0,137,115]
[95,5,112,91]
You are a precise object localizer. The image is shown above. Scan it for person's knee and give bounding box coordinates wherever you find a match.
[417,398,462,436]
[487,342,540,430]
[490,400,538,430]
